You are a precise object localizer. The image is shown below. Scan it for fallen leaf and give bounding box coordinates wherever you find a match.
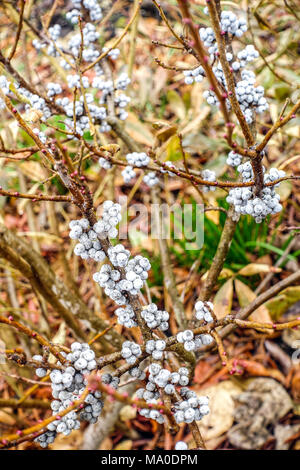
[235,279,271,322]
[238,263,281,276]
[99,437,113,450]
[0,409,15,426]
[114,439,133,450]
[166,89,186,120]
[125,112,154,146]
[213,278,233,319]
[219,268,234,279]
[275,424,300,450]
[48,322,66,364]
[166,134,184,161]
[197,381,243,441]
[228,378,293,450]
[155,124,178,143]
[119,405,137,422]
[276,180,292,201]
[19,161,45,181]
[236,359,285,383]
[265,286,300,320]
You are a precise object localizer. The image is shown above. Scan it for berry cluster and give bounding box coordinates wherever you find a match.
[141,303,169,331]
[143,171,159,188]
[15,83,51,120]
[116,73,131,90]
[138,405,165,424]
[68,23,100,62]
[93,264,126,305]
[67,0,103,23]
[201,169,216,192]
[199,27,216,51]
[33,128,47,144]
[115,305,137,328]
[47,82,62,98]
[31,4,131,134]
[177,329,213,351]
[226,150,243,167]
[173,388,209,424]
[183,66,205,85]
[34,430,57,448]
[124,255,151,293]
[150,364,190,389]
[93,200,122,239]
[226,165,286,222]
[186,10,268,126]
[220,11,247,37]
[126,152,150,167]
[101,373,120,389]
[145,339,166,360]
[108,244,131,268]
[34,342,102,447]
[194,301,214,323]
[234,71,268,124]
[99,157,112,170]
[237,45,259,67]
[69,218,106,261]
[122,165,136,183]
[136,365,194,424]
[177,329,195,352]
[121,341,142,365]
[93,252,150,304]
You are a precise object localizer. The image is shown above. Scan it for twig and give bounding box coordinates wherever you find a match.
[151,186,187,329]
[0,187,72,203]
[199,206,239,301]
[206,270,300,350]
[0,385,90,448]
[128,0,140,78]
[255,236,298,295]
[83,1,142,72]
[0,315,66,363]
[206,0,255,147]
[0,398,50,409]
[0,51,65,115]
[190,421,206,450]
[8,0,26,61]
[256,99,300,153]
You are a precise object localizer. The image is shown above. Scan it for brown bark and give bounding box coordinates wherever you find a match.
[0,224,123,349]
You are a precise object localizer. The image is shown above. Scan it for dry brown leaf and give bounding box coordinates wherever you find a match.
[114,439,133,450]
[235,279,271,322]
[219,268,234,279]
[238,263,281,276]
[119,405,137,422]
[48,322,67,364]
[166,89,186,120]
[50,430,82,450]
[228,378,293,449]
[19,161,45,181]
[197,380,243,441]
[0,409,15,426]
[125,112,154,146]
[98,437,113,450]
[213,278,233,319]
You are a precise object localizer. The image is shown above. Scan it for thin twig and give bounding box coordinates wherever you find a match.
[8,0,26,61]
